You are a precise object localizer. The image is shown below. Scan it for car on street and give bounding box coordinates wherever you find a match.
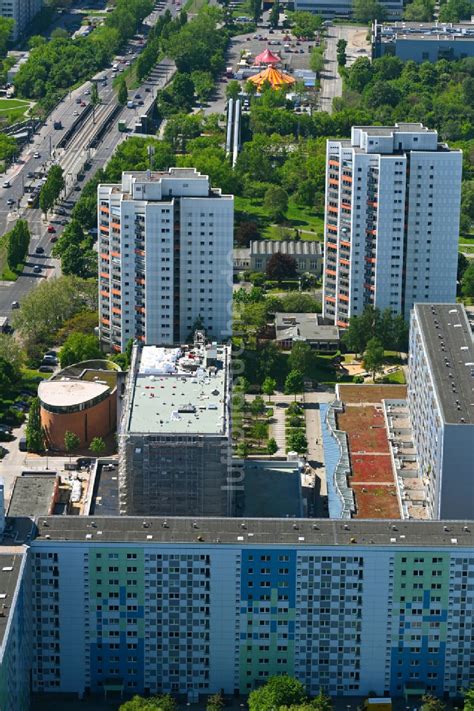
[44,350,57,358]
[74,185,81,191]
[38,365,54,373]
[42,355,58,364]
[80,101,86,107]
[7,198,14,206]
[33,265,42,274]
[145,87,151,92]
[76,457,94,469]
[26,171,34,178]
[2,180,10,188]
[47,225,56,233]
[50,235,58,243]
[73,110,79,116]
[35,246,44,255]
[11,301,19,309]
[135,93,141,99]
[56,207,66,215]
[84,89,91,95]
[75,97,81,104]
[33,151,40,159]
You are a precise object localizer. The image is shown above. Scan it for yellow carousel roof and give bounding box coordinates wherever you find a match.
[248,65,296,90]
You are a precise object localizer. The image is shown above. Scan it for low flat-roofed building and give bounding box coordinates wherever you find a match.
[250,240,323,277]
[372,20,474,61]
[118,334,232,516]
[275,312,340,350]
[238,460,303,518]
[7,474,59,518]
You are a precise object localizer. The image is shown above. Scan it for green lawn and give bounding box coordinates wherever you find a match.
[184,0,208,11]
[234,195,324,241]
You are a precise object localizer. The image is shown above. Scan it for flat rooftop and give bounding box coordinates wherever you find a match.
[38,379,110,408]
[89,463,119,516]
[240,461,303,518]
[7,475,58,518]
[378,21,474,41]
[415,303,474,425]
[126,344,230,435]
[0,552,25,649]
[33,516,474,548]
[275,312,340,342]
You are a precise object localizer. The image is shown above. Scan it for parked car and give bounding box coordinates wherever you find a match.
[19,437,27,452]
[2,180,10,188]
[50,235,58,243]
[33,151,40,159]
[44,350,57,358]
[33,265,42,274]
[11,301,19,309]
[38,365,54,373]
[47,225,56,233]
[35,246,44,255]
[76,457,94,469]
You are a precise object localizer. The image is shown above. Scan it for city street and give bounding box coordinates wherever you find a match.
[0,2,177,318]
[319,24,370,113]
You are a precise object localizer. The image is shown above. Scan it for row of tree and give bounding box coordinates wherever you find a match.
[39,164,64,216]
[6,220,30,273]
[52,219,97,279]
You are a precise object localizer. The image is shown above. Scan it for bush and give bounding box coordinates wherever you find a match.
[287,415,303,428]
[286,402,303,416]
[353,374,364,383]
[267,437,278,455]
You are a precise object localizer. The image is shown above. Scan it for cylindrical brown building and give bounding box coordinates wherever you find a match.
[38,361,120,451]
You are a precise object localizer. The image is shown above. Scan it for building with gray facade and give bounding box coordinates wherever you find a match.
[274,312,340,350]
[372,21,474,62]
[407,303,474,520]
[294,0,402,19]
[247,240,322,276]
[0,0,43,41]
[118,336,232,517]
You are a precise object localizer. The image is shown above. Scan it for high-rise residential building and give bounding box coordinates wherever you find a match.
[407,303,474,519]
[4,516,471,702]
[98,168,233,352]
[323,123,462,327]
[0,0,43,41]
[118,336,233,517]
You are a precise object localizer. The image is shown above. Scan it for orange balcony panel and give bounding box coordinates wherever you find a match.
[112,307,121,315]
[100,225,109,233]
[342,175,352,182]
[101,318,110,326]
[364,283,376,291]
[327,206,338,214]
[328,160,339,167]
[138,335,145,342]
[326,268,337,276]
[112,288,121,296]
[339,258,350,266]
[341,203,351,210]
[100,206,110,215]
[339,294,349,302]
[100,253,110,261]
[135,278,145,286]
[337,319,349,328]
[340,240,351,248]
[100,271,109,279]
[368,201,378,208]
[329,178,339,186]
[365,257,376,264]
[111,251,120,258]
[111,222,121,230]
[112,344,121,353]
[327,225,337,233]
[325,295,336,303]
[100,290,110,298]
[366,229,377,235]
[135,306,145,314]
[135,249,145,257]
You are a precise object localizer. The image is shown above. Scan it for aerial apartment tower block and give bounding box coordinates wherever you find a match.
[98,168,234,351]
[323,123,462,326]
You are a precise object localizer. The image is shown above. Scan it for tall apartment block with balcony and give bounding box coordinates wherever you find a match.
[322,123,462,327]
[98,169,234,351]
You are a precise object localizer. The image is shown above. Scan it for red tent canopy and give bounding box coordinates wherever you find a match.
[254,48,281,65]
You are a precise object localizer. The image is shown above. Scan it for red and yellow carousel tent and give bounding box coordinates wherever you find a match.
[247,65,296,90]
[254,48,281,65]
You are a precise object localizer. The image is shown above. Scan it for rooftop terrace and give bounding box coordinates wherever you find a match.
[125,343,230,436]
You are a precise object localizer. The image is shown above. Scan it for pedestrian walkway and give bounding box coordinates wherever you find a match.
[269,401,286,454]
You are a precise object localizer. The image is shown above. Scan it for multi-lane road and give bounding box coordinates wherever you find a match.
[0,0,176,318]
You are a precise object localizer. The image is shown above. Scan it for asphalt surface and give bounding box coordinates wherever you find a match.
[319,24,370,113]
[0,0,177,318]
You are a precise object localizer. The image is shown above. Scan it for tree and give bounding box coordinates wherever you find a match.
[117,78,128,106]
[281,293,321,313]
[439,0,472,21]
[403,0,434,21]
[251,420,268,445]
[0,18,14,58]
[236,441,250,458]
[64,430,80,456]
[264,185,289,223]
[0,133,17,164]
[269,0,280,28]
[363,337,385,382]
[90,81,100,123]
[458,252,469,291]
[119,694,177,711]
[461,262,474,298]
[249,676,307,711]
[463,687,474,711]
[420,695,445,711]
[310,691,333,711]
[90,436,106,455]
[262,376,276,402]
[337,38,347,67]
[235,220,259,247]
[0,357,15,399]
[346,56,374,92]
[60,333,102,367]
[284,369,304,400]
[0,334,24,375]
[287,429,307,453]
[7,220,30,271]
[309,48,324,74]
[39,165,64,216]
[289,341,313,374]
[352,0,387,21]
[207,693,225,711]
[290,11,322,38]
[250,395,266,416]
[267,437,278,454]
[191,70,214,103]
[26,397,45,453]
[226,79,241,102]
[61,243,96,279]
[266,252,297,282]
